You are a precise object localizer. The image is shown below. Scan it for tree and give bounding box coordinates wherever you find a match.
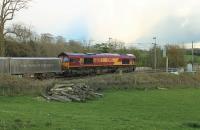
[56,36,66,44]
[148,46,165,68]
[67,40,84,52]
[0,0,31,56]
[93,43,110,53]
[166,45,186,67]
[40,33,55,44]
[7,23,33,42]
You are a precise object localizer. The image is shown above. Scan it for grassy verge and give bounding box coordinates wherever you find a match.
[69,72,200,90]
[0,88,200,130]
[0,75,55,96]
[1,72,200,96]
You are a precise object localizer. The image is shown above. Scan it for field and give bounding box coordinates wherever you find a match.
[1,88,200,130]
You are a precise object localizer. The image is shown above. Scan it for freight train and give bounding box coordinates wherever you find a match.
[0,53,136,78]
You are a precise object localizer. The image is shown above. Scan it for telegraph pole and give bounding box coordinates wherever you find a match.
[163,48,168,73]
[192,41,194,71]
[108,37,112,45]
[88,39,93,51]
[152,37,157,71]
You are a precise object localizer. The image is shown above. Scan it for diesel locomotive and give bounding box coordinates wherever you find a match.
[58,52,136,76]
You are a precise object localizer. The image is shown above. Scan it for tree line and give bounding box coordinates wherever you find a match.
[3,23,187,68]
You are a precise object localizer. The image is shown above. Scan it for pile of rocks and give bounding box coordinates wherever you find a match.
[42,83,103,102]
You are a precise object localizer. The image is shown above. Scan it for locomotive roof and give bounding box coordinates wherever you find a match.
[58,52,135,59]
[58,52,85,57]
[0,57,61,60]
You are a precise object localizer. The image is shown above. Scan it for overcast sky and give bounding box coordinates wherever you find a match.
[11,0,200,48]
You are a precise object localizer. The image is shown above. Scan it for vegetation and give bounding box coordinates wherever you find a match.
[0,0,31,56]
[72,72,200,91]
[3,31,189,68]
[0,88,200,130]
[5,39,86,57]
[166,45,186,67]
[185,54,200,64]
[0,75,54,96]
[1,72,200,96]
[0,70,200,130]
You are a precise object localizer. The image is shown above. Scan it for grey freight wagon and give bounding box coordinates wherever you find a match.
[0,57,62,76]
[0,58,10,74]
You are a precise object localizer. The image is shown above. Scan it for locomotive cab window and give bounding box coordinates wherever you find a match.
[122,59,130,64]
[84,58,93,64]
[63,57,69,62]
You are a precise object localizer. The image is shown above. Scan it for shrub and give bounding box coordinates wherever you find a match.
[0,75,55,96]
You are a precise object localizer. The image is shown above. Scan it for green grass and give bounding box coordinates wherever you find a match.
[185,55,200,63]
[0,88,200,130]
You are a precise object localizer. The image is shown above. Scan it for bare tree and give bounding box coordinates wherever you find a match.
[40,33,55,44]
[0,0,31,56]
[7,23,33,42]
[56,36,66,44]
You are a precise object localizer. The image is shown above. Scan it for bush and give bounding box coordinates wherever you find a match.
[68,72,200,90]
[0,75,55,96]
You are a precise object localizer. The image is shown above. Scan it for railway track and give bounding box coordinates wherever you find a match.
[54,72,122,81]
[43,69,167,81]
[55,71,168,81]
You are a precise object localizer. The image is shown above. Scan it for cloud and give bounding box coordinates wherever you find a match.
[10,0,200,46]
[85,0,169,42]
[136,10,200,45]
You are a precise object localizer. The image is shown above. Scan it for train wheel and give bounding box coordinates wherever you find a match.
[133,66,136,72]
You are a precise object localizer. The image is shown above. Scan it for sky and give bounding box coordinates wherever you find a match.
[10,0,200,48]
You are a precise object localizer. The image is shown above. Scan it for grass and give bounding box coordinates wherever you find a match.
[0,75,55,96]
[185,55,200,63]
[0,88,200,130]
[71,72,200,91]
[1,72,200,96]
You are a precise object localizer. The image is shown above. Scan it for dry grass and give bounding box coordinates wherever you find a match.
[1,72,200,96]
[69,72,200,90]
[0,75,55,96]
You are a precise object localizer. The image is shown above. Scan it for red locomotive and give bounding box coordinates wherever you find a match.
[58,52,136,75]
